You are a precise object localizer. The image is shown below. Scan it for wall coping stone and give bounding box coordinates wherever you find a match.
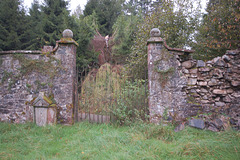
[0,50,42,55]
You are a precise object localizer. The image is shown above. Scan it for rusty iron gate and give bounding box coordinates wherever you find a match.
[76,63,149,124]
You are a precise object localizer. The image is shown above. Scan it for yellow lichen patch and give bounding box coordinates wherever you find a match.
[43,95,53,105]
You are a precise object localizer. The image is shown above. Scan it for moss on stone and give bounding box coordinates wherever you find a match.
[154,67,175,87]
[1,54,64,91]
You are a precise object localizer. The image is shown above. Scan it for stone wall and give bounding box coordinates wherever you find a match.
[181,49,240,119]
[0,29,78,124]
[148,28,240,124]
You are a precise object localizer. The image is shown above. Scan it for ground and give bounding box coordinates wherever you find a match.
[0,122,239,160]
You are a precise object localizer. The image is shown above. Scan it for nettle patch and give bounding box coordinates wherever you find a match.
[0,54,64,92]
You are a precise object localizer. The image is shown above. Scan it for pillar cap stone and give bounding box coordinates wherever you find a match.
[150,28,161,37]
[63,29,73,38]
[147,28,163,44]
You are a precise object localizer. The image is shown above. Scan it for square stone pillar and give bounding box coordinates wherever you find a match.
[53,29,78,124]
[147,28,188,124]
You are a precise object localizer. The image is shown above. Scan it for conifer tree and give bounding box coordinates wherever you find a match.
[41,0,70,46]
[194,0,240,59]
[84,0,124,35]
[22,0,44,50]
[0,0,27,50]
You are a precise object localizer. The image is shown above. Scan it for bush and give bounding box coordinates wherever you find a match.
[112,79,149,125]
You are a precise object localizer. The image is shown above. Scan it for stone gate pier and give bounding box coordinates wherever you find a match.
[147,28,240,125]
[147,28,193,124]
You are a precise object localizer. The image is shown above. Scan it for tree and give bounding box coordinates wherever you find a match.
[84,0,124,35]
[123,0,164,15]
[73,12,100,70]
[72,5,83,19]
[0,0,27,50]
[112,13,141,64]
[194,0,240,60]
[22,0,44,50]
[41,0,70,46]
[126,0,201,79]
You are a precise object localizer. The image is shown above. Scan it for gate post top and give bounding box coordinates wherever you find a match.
[147,28,164,44]
[150,28,161,37]
[57,29,79,46]
[63,29,73,38]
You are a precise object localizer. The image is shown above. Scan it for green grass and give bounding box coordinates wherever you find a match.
[0,122,239,160]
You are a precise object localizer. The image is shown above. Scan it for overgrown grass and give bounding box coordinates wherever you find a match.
[0,122,239,160]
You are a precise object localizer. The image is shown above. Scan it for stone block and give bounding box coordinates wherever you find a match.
[222,55,230,62]
[190,74,197,78]
[201,100,210,104]
[213,68,223,78]
[232,93,240,98]
[174,123,185,132]
[215,97,220,101]
[208,79,218,86]
[215,102,226,107]
[226,50,238,55]
[189,68,198,74]
[199,67,210,72]
[207,125,219,132]
[213,89,227,95]
[188,119,205,129]
[196,60,205,67]
[198,81,207,86]
[223,96,231,103]
[226,89,234,94]
[182,60,193,69]
[214,59,225,67]
[213,57,221,63]
[188,78,197,85]
[231,81,240,87]
[200,88,208,93]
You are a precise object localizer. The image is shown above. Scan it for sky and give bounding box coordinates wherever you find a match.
[23,0,88,13]
[23,0,208,13]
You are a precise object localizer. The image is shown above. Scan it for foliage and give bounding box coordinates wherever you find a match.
[112,13,141,64]
[125,0,165,15]
[23,0,44,50]
[0,0,77,50]
[0,122,239,159]
[72,5,83,19]
[127,0,201,79]
[41,0,71,46]
[112,79,148,125]
[84,0,124,35]
[193,0,240,60]
[0,0,27,51]
[73,12,99,70]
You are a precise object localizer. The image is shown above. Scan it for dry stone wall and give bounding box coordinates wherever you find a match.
[181,50,240,120]
[148,28,240,125]
[0,29,78,124]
